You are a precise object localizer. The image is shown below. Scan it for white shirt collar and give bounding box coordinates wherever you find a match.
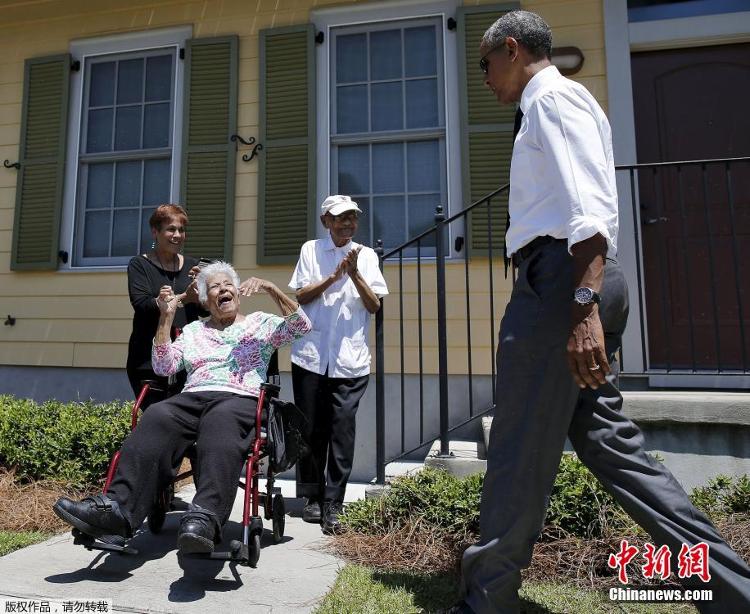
[323,232,355,252]
[519,65,561,114]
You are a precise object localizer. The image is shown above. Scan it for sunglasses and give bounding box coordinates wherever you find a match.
[479,43,506,75]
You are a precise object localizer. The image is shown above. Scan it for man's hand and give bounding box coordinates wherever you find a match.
[343,247,362,276]
[566,308,609,389]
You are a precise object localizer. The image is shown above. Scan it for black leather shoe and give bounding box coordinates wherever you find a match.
[321,500,344,535]
[178,511,218,554]
[53,495,130,539]
[302,498,321,524]
[435,601,475,614]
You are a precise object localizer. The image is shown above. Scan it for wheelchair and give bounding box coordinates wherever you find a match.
[72,354,287,567]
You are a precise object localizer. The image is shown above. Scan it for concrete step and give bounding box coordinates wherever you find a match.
[424,439,487,478]
[620,390,750,426]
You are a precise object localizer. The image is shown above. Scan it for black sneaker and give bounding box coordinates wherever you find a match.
[177,511,218,554]
[302,498,322,524]
[53,495,130,539]
[321,500,344,535]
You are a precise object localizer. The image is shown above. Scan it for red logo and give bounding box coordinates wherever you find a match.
[608,539,640,584]
[678,542,711,583]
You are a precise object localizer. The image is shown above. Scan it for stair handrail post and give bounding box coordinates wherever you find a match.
[435,207,450,457]
[374,239,386,484]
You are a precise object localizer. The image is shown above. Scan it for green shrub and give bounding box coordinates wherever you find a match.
[0,395,131,488]
[343,468,483,536]
[690,474,750,518]
[545,453,634,538]
[345,455,637,539]
[346,455,750,541]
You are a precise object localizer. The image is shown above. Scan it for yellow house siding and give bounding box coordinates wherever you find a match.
[0,0,606,374]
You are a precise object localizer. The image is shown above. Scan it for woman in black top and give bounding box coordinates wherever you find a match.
[126,204,202,407]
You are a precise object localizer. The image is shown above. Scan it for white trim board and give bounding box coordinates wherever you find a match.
[629,10,750,51]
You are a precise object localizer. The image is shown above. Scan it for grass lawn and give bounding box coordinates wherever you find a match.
[314,565,698,614]
[0,530,51,557]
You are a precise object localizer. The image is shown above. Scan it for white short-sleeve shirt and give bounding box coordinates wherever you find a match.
[289,234,389,378]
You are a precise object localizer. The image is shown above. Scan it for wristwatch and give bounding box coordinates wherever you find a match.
[573,287,601,306]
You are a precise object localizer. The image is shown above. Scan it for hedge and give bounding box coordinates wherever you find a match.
[0,396,131,488]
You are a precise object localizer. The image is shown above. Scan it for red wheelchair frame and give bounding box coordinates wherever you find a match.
[73,379,286,567]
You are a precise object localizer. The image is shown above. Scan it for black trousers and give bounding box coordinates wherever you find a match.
[292,363,368,503]
[461,240,750,613]
[107,391,257,534]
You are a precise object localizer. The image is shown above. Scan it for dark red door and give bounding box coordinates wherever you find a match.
[631,43,750,371]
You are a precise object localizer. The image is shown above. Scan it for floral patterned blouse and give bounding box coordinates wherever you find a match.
[152,307,311,397]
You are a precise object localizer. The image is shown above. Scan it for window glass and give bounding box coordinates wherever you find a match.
[371,82,403,131]
[336,34,367,83]
[405,26,437,77]
[76,49,175,266]
[337,85,368,133]
[370,30,402,80]
[331,19,445,252]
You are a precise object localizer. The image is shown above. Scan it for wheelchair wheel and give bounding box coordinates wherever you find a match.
[248,531,261,567]
[148,483,174,534]
[272,493,285,544]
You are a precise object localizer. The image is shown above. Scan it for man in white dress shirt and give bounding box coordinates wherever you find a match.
[454,10,750,614]
[289,195,388,534]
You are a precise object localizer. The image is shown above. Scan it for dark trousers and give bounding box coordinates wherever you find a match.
[461,241,750,613]
[292,363,368,503]
[107,391,257,534]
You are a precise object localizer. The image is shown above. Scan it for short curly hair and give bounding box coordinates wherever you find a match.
[196,261,241,306]
[482,10,552,60]
[149,204,188,230]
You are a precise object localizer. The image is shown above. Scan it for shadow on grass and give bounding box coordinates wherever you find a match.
[370,570,556,613]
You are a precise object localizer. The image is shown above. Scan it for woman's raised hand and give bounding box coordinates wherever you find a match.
[157,285,178,315]
[239,277,274,296]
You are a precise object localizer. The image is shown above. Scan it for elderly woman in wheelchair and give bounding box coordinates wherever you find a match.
[54,261,311,555]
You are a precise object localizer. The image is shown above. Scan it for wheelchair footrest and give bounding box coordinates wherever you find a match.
[71,529,138,555]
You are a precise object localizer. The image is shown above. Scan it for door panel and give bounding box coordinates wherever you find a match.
[632,43,750,371]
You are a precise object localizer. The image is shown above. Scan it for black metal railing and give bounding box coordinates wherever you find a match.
[616,156,750,376]
[374,184,509,484]
[373,156,749,483]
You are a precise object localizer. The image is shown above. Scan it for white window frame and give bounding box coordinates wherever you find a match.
[59,26,192,271]
[312,0,463,257]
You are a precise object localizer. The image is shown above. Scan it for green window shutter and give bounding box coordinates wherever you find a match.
[10,54,70,271]
[257,25,316,265]
[457,4,519,257]
[181,36,238,261]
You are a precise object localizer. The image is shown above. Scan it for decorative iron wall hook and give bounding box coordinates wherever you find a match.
[230,134,263,162]
[3,160,20,170]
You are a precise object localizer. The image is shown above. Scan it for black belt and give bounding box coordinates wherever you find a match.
[511,236,566,267]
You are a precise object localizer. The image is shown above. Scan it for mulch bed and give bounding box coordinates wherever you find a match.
[0,468,93,533]
[330,514,750,589]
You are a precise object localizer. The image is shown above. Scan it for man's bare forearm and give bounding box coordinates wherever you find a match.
[570,233,607,323]
[296,274,339,305]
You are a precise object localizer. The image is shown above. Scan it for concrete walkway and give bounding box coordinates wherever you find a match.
[0,481,345,613]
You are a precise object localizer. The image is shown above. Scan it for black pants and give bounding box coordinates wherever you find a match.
[107,391,257,535]
[461,240,750,613]
[292,364,368,503]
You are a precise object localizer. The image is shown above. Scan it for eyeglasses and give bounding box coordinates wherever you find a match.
[479,43,505,75]
[331,211,359,223]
